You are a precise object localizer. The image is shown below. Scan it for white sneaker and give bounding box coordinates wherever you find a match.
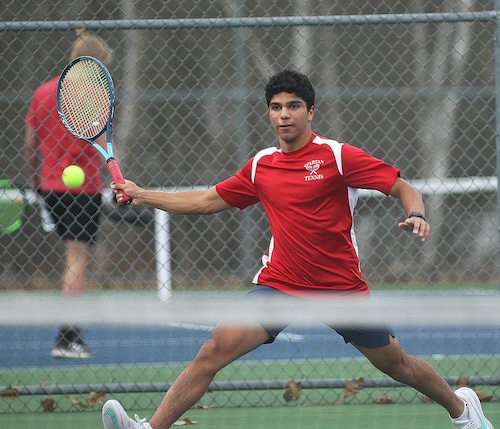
[51,340,94,359]
[451,387,494,429]
[102,400,151,429]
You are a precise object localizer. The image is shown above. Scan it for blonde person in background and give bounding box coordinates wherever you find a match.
[25,29,113,359]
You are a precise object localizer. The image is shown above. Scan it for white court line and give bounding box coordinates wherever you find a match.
[166,322,305,342]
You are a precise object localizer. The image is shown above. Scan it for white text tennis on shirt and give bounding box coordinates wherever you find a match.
[304,159,325,181]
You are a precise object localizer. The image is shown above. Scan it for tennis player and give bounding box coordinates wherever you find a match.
[103,70,493,429]
[24,29,113,359]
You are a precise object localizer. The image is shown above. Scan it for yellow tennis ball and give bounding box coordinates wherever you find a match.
[62,165,85,188]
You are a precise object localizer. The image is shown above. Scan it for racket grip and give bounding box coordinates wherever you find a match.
[107,158,132,205]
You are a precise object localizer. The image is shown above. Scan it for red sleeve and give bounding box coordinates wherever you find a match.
[341,144,400,195]
[215,159,260,209]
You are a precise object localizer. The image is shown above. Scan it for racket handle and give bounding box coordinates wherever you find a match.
[107,158,132,205]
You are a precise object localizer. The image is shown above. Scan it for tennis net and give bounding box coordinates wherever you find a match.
[0,290,498,429]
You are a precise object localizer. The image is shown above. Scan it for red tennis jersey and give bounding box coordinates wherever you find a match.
[215,133,400,297]
[25,76,103,194]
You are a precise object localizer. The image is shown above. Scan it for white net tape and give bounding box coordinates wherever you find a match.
[1,292,499,327]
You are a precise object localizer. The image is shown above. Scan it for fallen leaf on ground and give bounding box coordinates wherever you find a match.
[67,391,106,409]
[335,378,364,405]
[173,418,198,425]
[456,377,471,388]
[0,386,19,399]
[372,394,395,404]
[475,389,493,402]
[87,391,106,407]
[41,397,57,412]
[283,379,302,402]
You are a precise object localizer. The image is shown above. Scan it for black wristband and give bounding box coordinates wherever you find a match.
[408,211,426,221]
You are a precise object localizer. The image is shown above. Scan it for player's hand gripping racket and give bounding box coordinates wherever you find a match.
[56,56,132,204]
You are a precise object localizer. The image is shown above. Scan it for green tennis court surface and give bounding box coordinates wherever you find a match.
[1,357,498,428]
[2,402,499,429]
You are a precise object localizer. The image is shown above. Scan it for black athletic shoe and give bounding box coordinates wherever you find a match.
[50,325,94,359]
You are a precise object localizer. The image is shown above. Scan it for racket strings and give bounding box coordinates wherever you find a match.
[59,60,112,139]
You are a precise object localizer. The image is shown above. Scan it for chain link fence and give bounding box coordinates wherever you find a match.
[0,0,498,414]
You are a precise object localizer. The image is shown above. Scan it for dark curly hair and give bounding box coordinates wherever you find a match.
[265,70,315,110]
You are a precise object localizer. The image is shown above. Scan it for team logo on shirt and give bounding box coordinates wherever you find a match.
[304,160,325,181]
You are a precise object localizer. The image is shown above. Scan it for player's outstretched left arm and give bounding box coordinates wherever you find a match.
[389,177,430,242]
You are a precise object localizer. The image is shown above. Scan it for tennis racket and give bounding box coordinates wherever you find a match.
[0,180,27,235]
[56,56,132,204]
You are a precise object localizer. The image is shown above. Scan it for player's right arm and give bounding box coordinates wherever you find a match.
[111,180,232,215]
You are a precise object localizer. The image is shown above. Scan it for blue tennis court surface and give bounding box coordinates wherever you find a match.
[0,324,498,368]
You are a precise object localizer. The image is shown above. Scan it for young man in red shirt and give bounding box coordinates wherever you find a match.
[103,70,493,429]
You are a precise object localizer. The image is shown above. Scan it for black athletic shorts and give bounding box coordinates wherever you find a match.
[42,191,102,244]
[245,285,395,348]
